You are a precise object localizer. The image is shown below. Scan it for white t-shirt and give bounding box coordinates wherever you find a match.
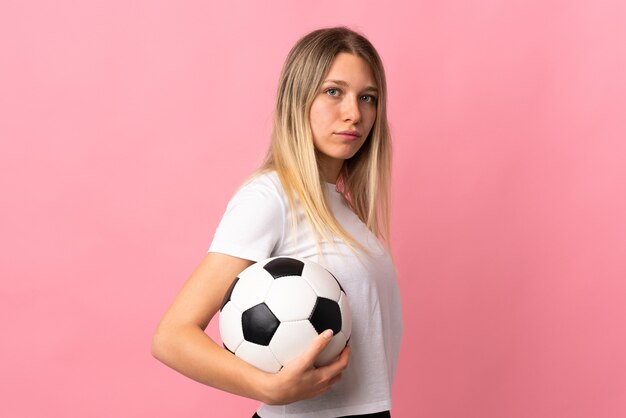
[208,171,403,418]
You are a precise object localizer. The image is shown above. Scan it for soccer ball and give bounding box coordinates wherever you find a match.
[219,256,352,373]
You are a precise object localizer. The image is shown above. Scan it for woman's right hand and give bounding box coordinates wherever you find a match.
[152,251,350,406]
[260,330,351,405]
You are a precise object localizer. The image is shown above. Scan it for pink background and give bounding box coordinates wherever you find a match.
[1,1,625,417]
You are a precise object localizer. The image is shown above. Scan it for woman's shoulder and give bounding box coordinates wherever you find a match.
[230,170,287,207]
[243,170,280,188]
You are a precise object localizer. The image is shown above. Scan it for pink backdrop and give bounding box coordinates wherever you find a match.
[1,1,625,417]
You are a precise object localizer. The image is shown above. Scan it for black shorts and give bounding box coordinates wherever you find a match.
[252,411,391,418]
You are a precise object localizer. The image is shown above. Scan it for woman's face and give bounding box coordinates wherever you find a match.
[309,52,378,179]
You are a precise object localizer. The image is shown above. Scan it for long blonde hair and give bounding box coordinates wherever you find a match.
[255,26,392,252]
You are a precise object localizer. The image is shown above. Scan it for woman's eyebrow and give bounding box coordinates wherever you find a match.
[323,79,379,93]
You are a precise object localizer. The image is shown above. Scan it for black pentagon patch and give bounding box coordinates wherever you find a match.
[241,303,280,346]
[263,257,304,279]
[220,277,240,311]
[309,297,342,335]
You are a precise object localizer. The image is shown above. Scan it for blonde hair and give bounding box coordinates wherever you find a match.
[255,26,392,252]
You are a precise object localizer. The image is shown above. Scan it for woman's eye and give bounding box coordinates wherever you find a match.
[326,88,341,97]
[360,95,377,103]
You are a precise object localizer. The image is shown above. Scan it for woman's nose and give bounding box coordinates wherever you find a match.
[342,95,361,124]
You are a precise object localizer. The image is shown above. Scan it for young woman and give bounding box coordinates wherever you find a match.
[152,26,403,418]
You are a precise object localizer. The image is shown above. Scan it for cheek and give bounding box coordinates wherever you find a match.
[310,102,333,133]
[361,109,376,136]
[366,107,377,126]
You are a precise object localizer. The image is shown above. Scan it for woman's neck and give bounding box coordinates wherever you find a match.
[317,155,343,184]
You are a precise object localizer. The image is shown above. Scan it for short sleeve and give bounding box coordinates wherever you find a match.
[208,177,285,262]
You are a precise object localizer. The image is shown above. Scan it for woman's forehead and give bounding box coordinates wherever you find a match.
[323,53,377,89]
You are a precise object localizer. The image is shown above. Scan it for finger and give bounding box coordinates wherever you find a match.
[315,345,350,381]
[299,329,334,366]
[339,344,351,358]
[327,372,343,386]
[314,369,343,399]
[334,344,351,369]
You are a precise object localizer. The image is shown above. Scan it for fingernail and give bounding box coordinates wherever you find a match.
[322,330,333,339]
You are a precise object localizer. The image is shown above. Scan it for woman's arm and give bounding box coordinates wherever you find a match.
[151,252,350,405]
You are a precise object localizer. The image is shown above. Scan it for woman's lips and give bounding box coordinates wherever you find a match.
[334,131,361,140]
